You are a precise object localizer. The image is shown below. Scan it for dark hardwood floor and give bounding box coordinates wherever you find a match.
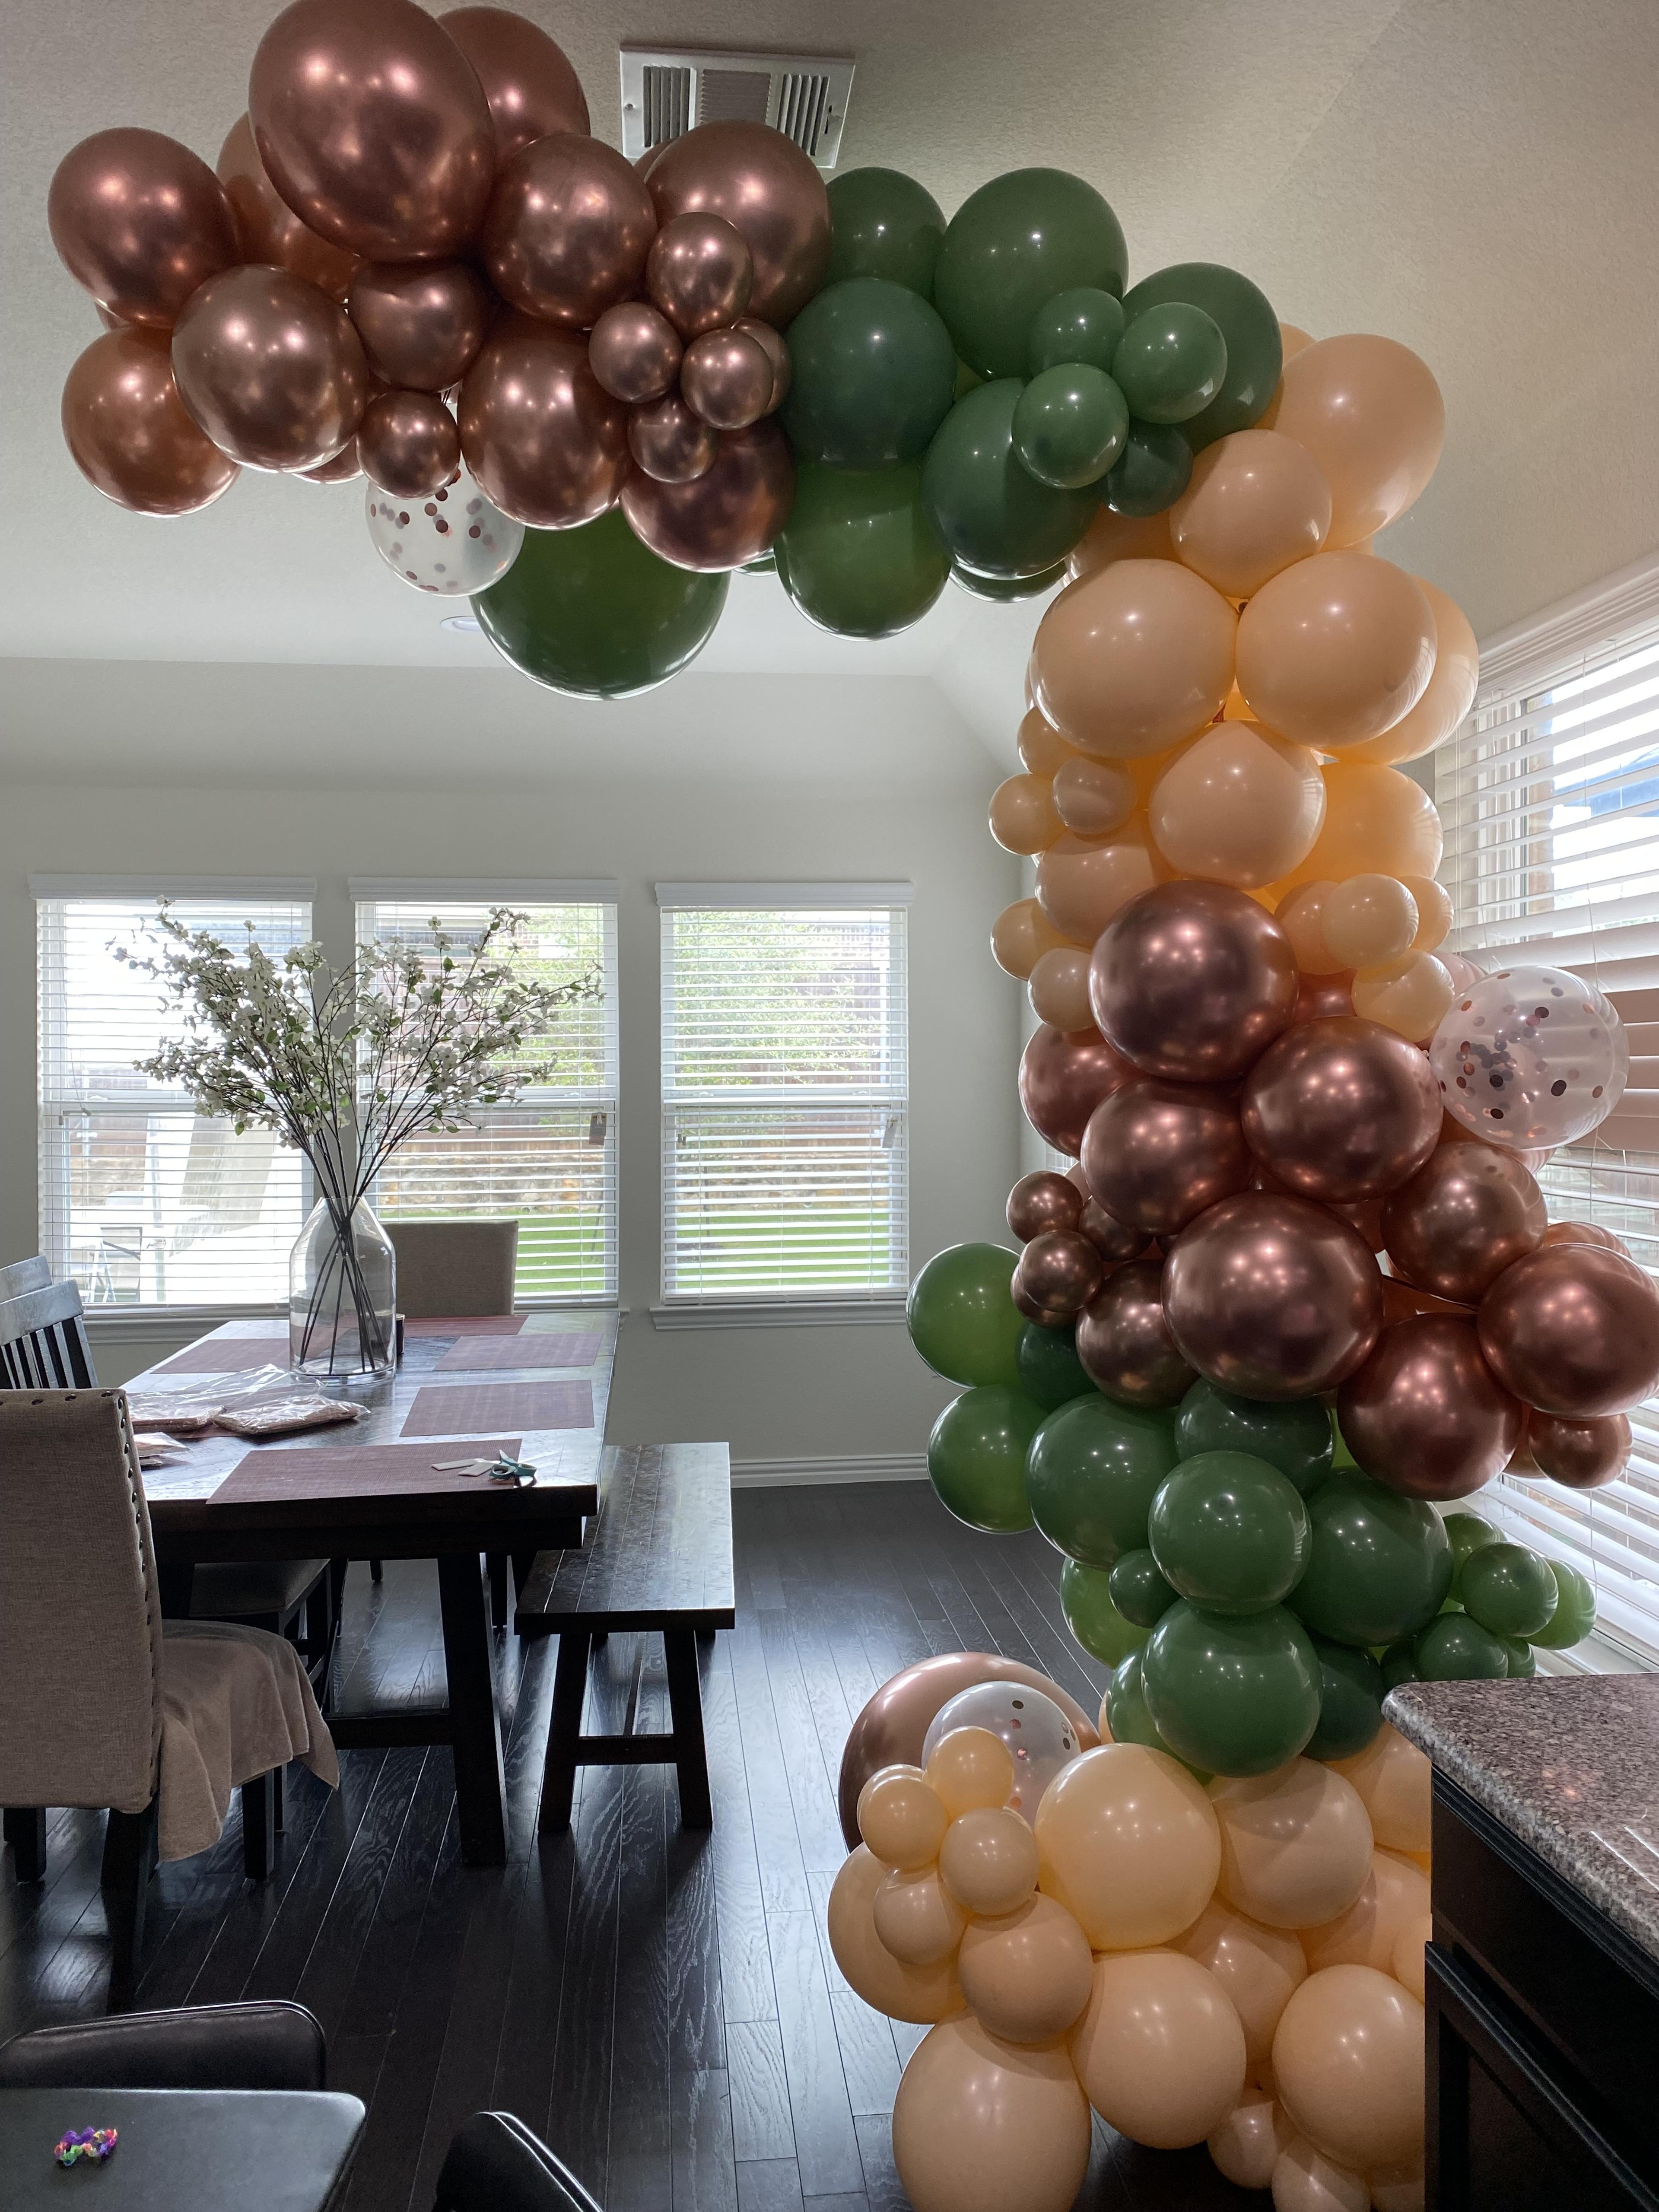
[0,1483,1256,2212]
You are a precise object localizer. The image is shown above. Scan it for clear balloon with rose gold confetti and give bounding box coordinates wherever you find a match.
[364,463,523,596]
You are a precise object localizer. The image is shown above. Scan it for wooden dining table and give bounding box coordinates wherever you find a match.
[124,1312,617,1866]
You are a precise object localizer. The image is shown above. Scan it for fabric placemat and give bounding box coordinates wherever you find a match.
[433,1332,603,1372]
[154,1336,291,1375]
[210,1437,525,1505]
[399,1381,594,1437]
[403,1314,527,1338]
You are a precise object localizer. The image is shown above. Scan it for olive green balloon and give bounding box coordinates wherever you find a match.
[1109,1547,1178,1630]
[471,511,727,698]
[1381,1637,1420,1691]
[953,358,983,400]
[1499,1634,1538,1678]
[774,460,950,639]
[1530,1558,1597,1649]
[1061,1557,1148,1666]
[1025,1394,1179,1568]
[1017,1322,1096,1412]
[1103,419,1192,517]
[1112,304,1228,425]
[1306,1634,1385,1762]
[1459,1543,1559,1640]
[1012,364,1128,490]
[1414,1612,1510,1681]
[782,278,957,469]
[1331,1419,1360,1472]
[933,168,1129,380]
[927,1386,1044,1534]
[1142,1602,1322,1778]
[824,167,946,296]
[1288,1471,1452,1648]
[1106,1649,1203,1776]
[923,381,1100,579]
[1148,1452,1311,1615]
[1120,262,1282,450]
[742,550,777,574]
[1443,1510,1501,1595]
[1175,1382,1334,1500]
[951,561,1068,601]
[1028,287,1126,378]
[906,1243,1024,1386]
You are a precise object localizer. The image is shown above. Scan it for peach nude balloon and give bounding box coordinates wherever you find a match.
[1029,947,1095,1030]
[1272,334,1446,547]
[1351,952,1455,1041]
[957,1894,1094,2044]
[1069,1949,1247,2149]
[1066,502,1173,580]
[1391,1913,1431,2003]
[1340,578,1479,766]
[926,1726,1017,1818]
[1052,755,1136,836]
[1035,825,1166,943]
[1402,874,1453,951]
[826,1846,964,2024]
[1169,429,1332,598]
[1320,874,1419,969]
[1035,1743,1221,1950]
[1276,883,1348,974]
[1370,2160,1428,2212]
[1279,323,1316,361]
[1017,706,1076,775]
[1272,1963,1425,2172]
[1330,1723,1431,1853]
[859,1768,948,1868]
[1211,1762,1375,1930]
[1236,551,1437,750]
[1208,2093,1294,2189]
[891,2018,1091,2212]
[1302,1847,1430,1974]
[1148,723,1326,888]
[1271,2136,1370,2212]
[1177,1897,1308,2066]
[1033,559,1238,761]
[988,775,1062,855]
[991,898,1072,979]
[1279,765,1444,888]
[873,1865,967,1967]
[938,1805,1040,1917]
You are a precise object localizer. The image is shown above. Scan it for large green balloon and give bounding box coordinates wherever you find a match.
[1414,1612,1510,1681]
[951,561,1068,601]
[783,278,957,468]
[1148,1452,1311,1615]
[1381,1637,1420,1691]
[774,460,950,638]
[1061,1558,1148,1666]
[824,167,947,296]
[1459,1543,1558,1640]
[906,1243,1025,1386]
[1288,1471,1452,1648]
[1012,365,1128,490]
[1119,263,1282,450]
[1028,287,1126,378]
[471,511,728,698]
[1113,304,1228,425]
[1531,1558,1597,1649]
[1306,1634,1385,1761]
[1103,419,1192,516]
[934,169,1128,380]
[928,1385,1043,1533]
[1106,1649,1201,1774]
[923,382,1100,579]
[1174,1382,1334,1499]
[1108,1547,1178,1629]
[1142,1602,1322,1778]
[1017,1322,1096,1412]
[1025,1394,1179,1568]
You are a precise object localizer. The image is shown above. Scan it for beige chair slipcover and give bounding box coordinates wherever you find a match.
[385,1218,518,1318]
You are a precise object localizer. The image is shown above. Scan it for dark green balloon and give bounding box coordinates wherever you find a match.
[1112,304,1228,425]
[1459,1543,1559,1640]
[1028,287,1127,378]
[1109,1547,1178,1629]
[1306,1634,1385,1761]
[774,460,950,639]
[742,550,778,574]
[1499,1634,1538,1678]
[923,381,1100,579]
[782,278,957,469]
[1061,1557,1148,1665]
[1381,1637,1421,1691]
[906,1243,1024,1386]
[1120,262,1282,450]
[1443,1510,1500,1594]
[1414,1612,1510,1682]
[1142,1602,1322,1778]
[1103,420,1192,517]
[933,168,1129,380]
[824,167,946,296]
[1017,1322,1096,1412]
[1288,1471,1452,1648]
[1174,1382,1334,1500]
[1149,1452,1311,1615]
[1012,364,1128,490]
[951,561,1068,601]
[471,511,727,698]
[1531,1558,1596,1649]
[1025,1394,1179,1568]
[954,358,983,399]
[1106,1649,1201,1774]
[927,1386,1043,1534]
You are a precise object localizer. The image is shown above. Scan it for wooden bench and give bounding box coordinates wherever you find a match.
[514,1441,734,1832]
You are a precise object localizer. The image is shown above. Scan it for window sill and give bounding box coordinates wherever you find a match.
[84,1305,286,1334]
[650,1298,907,1331]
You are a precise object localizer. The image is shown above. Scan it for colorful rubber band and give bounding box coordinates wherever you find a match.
[54,2126,118,2166]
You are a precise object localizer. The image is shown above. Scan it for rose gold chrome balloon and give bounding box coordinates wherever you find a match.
[356,389,460,495]
[837,1655,1098,1851]
[345,260,491,391]
[49,127,238,328]
[299,436,362,483]
[216,115,358,302]
[1081,1080,1251,1237]
[1291,972,1355,1025]
[1013,1232,1103,1325]
[588,302,682,404]
[736,317,791,412]
[1164,1192,1385,1401]
[680,327,775,430]
[1089,881,1297,1084]
[1336,1316,1522,1500]
[61,329,239,515]
[1382,1276,1475,1325]
[1080,1201,1151,1265]
[248,0,494,261]
[1075,1257,1195,1408]
[1242,1017,1441,1202]
[171,266,368,472]
[1527,1409,1630,1490]
[627,394,718,484]
[1380,1143,1546,1305]
[620,417,795,571]
[1018,1025,1135,1157]
[482,134,656,329]
[647,120,830,326]
[459,320,628,527]
[1006,1171,1083,1244]
[1541,1219,1630,1256]
[1478,1243,1659,1417]
[439,5,589,163]
[645,211,754,337]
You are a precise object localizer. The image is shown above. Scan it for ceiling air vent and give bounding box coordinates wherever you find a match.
[620,47,855,169]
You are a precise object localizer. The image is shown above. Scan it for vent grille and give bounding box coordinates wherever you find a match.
[620,47,855,169]
[641,64,692,150]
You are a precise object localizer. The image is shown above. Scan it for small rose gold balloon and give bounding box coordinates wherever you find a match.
[298,436,362,484]
[1541,1220,1629,1255]
[439,5,590,163]
[588,302,683,404]
[1013,1231,1103,1325]
[647,120,830,325]
[627,393,718,483]
[680,326,775,429]
[346,260,492,392]
[62,328,239,515]
[1527,1409,1630,1490]
[1007,1171,1083,1244]
[1337,1315,1522,1500]
[49,127,238,329]
[1291,972,1355,1024]
[1081,1078,1252,1238]
[482,133,657,329]
[1478,1243,1659,1417]
[1019,1025,1135,1157]
[1080,1201,1151,1265]
[646,210,754,338]
[1076,1257,1195,1407]
[171,265,368,473]
[217,114,358,302]
[1380,1143,1547,1306]
[1241,1016,1442,1203]
[357,389,461,496]
[735,317,791,411]
[620,417,795,570]
[459,320,629,526]
[1090,880,1298,1084]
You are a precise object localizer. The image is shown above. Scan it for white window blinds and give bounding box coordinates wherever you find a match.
[658,888,910,1302]
[1438,559,1659,1662]
[35,890,312,1310]
[353,894,619,1304]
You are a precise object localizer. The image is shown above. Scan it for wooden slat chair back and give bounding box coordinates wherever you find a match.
[0,1278,96,1390]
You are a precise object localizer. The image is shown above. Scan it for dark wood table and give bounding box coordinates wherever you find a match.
[125,1313,616,1866]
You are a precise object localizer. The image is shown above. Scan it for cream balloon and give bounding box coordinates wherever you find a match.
[1302,1848,1430,1974]
[1271,2136,1371,2212]
[1067,502,1174,581]
[1149,722,1326,889]
[1029,947,1096,1031]
[939,1805,1040,1917]
[989,774,1063,855]
[1402,875,1452,952]
[957,1893,1094,2044]
[925,1726,1017,1819]
[1330,1724,1432,1854]
[891,2017,1092,2212]
[1321,874,1420,969]
[1210,2094,1294,2190]
[1273,1964,1425,2172]
[1211,1762,1375,1931]
[991,897,1073,980]
[1170,429,1332,598]
[1340,579,1478,767]
[1052,755,1137,836]
[859,1767,949,1869]
[1017,706,1077,776]
[1351,952,1454,1041]
[1370,2164,1426,2212]
[1390,1913,1430,2004]
[1070,1949,1247,2149]
[1033,559,1238,761]
[1035,1743,1221,1950]
[826,1845,965,2024]
[1278,765,1444,888]
[1177,1897,1308,2066]
[1272,334,1446,547]
[1275,883,1348,974]
[1035,824,1166,944]
[874,1864,969,1967]
[1236,551,1437,750]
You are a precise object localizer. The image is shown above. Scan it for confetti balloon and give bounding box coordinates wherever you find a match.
[922,1681,1082,1824]
[1429,965,1628,1149]
[365,464,523,595]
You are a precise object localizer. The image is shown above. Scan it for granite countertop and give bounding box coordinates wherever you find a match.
[1386,1675,1659,1969]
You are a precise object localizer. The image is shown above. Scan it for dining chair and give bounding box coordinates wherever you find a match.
[434,2111,606,2212]
[0,1255,52,1302]
[0,2000,325,2091]
[0,1278,95,1389]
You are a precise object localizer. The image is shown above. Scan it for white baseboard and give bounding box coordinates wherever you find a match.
[731,1452,929,1488]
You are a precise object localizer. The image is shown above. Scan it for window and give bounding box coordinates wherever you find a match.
[658,884,910,1304]
[35,881,313,1310]
[352,885,619,1303]
[1438,557,1659,1662]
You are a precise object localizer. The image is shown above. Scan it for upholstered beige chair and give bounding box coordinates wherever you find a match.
[385,1217,519,1319]
[0,1391,337,1995]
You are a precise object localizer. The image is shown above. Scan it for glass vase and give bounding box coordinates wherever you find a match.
[289,1197,397,1382]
